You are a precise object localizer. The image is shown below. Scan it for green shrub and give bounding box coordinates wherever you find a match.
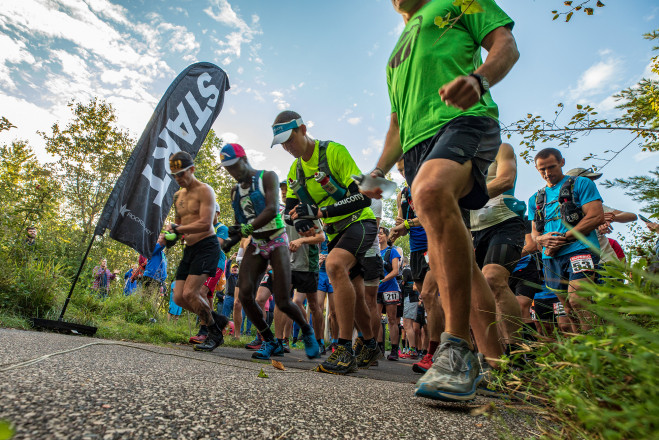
[498,260,659,440]
[0,256,67,318]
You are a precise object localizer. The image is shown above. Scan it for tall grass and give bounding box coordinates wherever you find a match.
[497,259,659,440]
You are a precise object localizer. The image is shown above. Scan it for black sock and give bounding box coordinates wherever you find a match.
[301,323,312,335]
[317,338,323,346]
[338,338,353,354]
[364,338,377,349]
[260,328,275,342]
[391,344,399,354]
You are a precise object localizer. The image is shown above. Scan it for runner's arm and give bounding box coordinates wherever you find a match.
[486,143,516,198]
[372,113,403,178]
[381,257,400,283]
[320,182,372,219]
[565,200,605,242]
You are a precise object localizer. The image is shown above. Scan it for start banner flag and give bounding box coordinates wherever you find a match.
[95,62,230,258]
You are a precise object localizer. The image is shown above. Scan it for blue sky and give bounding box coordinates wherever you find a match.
[0,0,657,228]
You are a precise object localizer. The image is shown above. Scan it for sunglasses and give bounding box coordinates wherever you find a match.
[171,166,192,177]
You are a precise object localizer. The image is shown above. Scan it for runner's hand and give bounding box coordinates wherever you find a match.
[289,239,302,252]
[439,75,481,111]
[294,218,315,234]
[294,203,320,220]
[536,232,567,249]
[358,170,384,199]
[598,222,612,235]
[389,223,408,242]
[395,216,404,226]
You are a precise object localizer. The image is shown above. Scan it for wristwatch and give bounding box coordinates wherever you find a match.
[469,73,490,97]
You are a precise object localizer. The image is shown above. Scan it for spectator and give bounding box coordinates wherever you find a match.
[25,226,37,246]
[92,259,119,299]
[123,263,139,296]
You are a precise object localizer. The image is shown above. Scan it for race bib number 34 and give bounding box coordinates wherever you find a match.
[570,254,595,273]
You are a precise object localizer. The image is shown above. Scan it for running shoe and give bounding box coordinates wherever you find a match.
[252,340,283,360]
[282,340,291,353]
[245,337,262,350]
[413,352,433,373]
[300,329,321,359]
[329,342,338,353]
[414,332,483,402]
[353,338,364,358]
[319,343,327,356]
[356,344,383,369]
[476,353,506,398]
[407,349,419,360]
[189,334,207,344]
[316,345,357,375]
[194,313,228,352]
[387,350,399,361]
[399,347,409,359]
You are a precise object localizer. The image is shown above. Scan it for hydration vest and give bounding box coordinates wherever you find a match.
[534,176,584,234]
[232,170,266,224]
[401,186,416,220]
[293,141,348,204]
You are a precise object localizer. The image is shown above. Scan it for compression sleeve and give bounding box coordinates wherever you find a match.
[321,182,371,219]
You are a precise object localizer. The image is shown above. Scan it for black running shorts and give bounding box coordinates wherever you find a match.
[291,270,319,294]
[328,220,377,280]
[472,216,525,273]
[410,249,430,282]
[176,235,220,280]
[403,116,502,210]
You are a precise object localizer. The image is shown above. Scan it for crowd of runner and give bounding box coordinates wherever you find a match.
[118,0,655,403]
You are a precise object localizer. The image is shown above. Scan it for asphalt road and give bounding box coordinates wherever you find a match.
[0,328,537,440]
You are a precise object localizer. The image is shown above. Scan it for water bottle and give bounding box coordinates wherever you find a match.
[314,172,346,200]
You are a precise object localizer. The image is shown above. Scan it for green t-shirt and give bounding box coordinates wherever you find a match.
[286,140,375,240]
[386,0,514,153]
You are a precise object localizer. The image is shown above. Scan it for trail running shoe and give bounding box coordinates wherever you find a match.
[353,338,364,357]
[414,333,482,402]
[194,313,228,352]
[413,352,433,373]
[301,329,321,359]
[245,337,262,350]
[356,344,383,369]
[316,345,357,375]
[319,343,327,356]
[407,349,419,360]
[282,340,291,353]
[252,340,283,360]
[189,334,207,344]
[476,353,506,398]
[387,350,399,361]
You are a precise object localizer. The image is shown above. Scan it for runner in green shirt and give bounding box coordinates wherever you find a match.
[362,0,519,402]
[272,110,383,375]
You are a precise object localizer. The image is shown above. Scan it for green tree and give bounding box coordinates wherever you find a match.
[40,98,134,243]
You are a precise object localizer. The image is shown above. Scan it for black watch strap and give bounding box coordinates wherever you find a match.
[469,73,486,96]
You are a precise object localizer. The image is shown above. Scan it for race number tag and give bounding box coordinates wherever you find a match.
[383,291,400,303]
[569,254,595,273]
[424,251,429,263]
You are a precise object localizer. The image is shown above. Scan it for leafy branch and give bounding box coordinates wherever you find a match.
[0,117,15,133]
[433,0,483,45]
[551,0,605,22]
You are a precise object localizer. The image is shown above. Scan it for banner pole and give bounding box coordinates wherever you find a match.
[58,234,96,321]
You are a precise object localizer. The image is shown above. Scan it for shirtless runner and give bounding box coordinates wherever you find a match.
[166,151,229,352]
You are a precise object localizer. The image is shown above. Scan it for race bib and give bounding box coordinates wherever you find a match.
[553,301,567,317]
[570,254,595,273]
[383,291,400,303]
[424,251,429,263]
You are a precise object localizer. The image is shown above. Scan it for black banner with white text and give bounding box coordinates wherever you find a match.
[95,62,230,258]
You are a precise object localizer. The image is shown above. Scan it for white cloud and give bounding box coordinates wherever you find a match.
[347,117,362,125]
[567,56,622,103]
[306,120,315,129]
[0,34,35,89]
[245,148,266,164]
[271,90,289,110]
[633,150,659,162]
[205,0,262,63]
[219,132,240,144]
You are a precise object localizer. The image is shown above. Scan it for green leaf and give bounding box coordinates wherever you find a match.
[566,11,574,22]
[0,421,14,440]
[585,7,594,15]
[577,104,583,109]
[596,1,605,7]
[257,368,269,378]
